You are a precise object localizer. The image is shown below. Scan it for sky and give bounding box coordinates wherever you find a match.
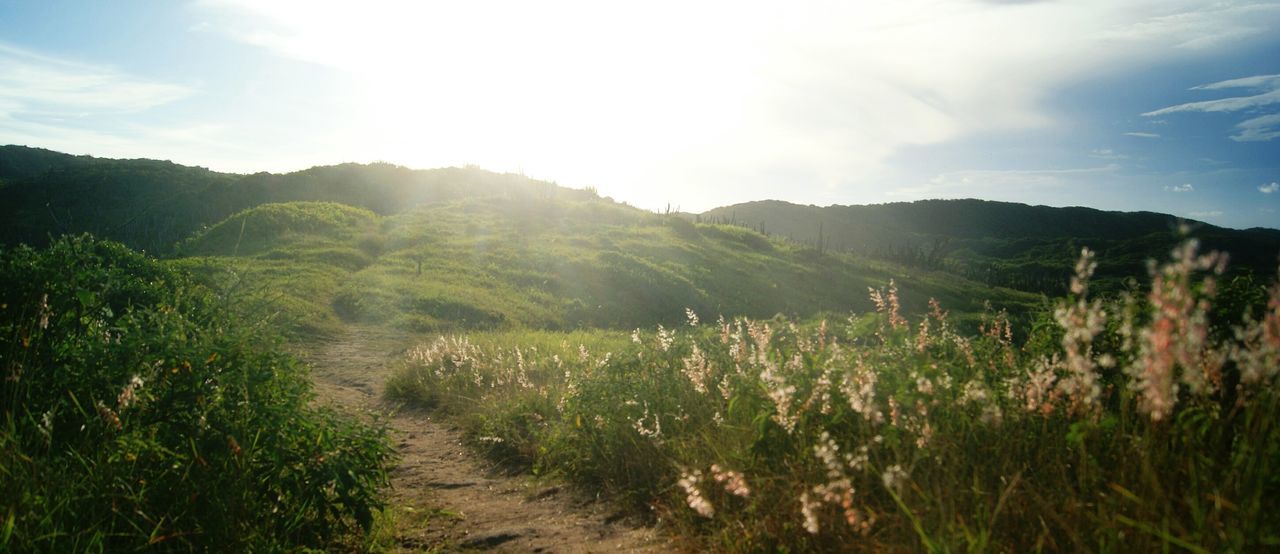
[1,0,1278,229]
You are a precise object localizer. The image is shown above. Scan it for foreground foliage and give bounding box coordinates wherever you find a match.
[390,240,1280,551]
[0,236,392,551]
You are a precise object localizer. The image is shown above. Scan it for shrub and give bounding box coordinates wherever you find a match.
[0,236,392,551]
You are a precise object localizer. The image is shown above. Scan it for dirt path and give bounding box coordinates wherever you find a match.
[303,326,669,553]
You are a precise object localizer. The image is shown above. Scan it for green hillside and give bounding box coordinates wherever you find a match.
[700,199,1280,294]
[174,197,1041,336]
[8,146,1277,337]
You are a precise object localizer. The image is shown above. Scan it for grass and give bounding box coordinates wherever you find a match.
[176,197,1041,337]
[387,240,1280,551]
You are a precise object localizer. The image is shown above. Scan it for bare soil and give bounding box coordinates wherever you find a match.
[302,326,670,553]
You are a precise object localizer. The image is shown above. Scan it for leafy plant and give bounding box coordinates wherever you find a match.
[0,236,393,551]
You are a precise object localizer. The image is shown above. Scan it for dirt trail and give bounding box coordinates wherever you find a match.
[303,326,668,553]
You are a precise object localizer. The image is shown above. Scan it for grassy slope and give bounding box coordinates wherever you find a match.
[176,197,1041,337]
[5,145,1273,302]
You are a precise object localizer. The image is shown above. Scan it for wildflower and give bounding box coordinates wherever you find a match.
[814,432,845,480]
[808,432,877,534]
[96,400,122,431]
[760,359,798,433]
[117,375,144,409]
[800,492,821,534]
[633,402,662,440]
[38,410,53,439]
[881,464,908,494]
[677,469,715,517]
[959,380,988,406]
[868,281,907,330]
[1129,240,1227,420]
[1054,248,1106,416]
[717,373,733,401]
[710,464,751,498]
[915,374,934,396]
[806,367,835,415]
[1014,356,1059,415]
[685,307,700,327]
[681,344,711,394]
[656,325,675,352]
[915,420,933,449]
[952,336,977,368]
[631,328,642,344]
[916,316,932,353]
[845,445,870,472]
[38,293,50,329]
[1231,276,1280,392]
[841,357,882,424]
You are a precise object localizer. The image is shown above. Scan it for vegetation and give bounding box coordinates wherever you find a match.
[3,146,1278,551]
[699,199,1280,295]
[0,236,392,551]
[389,241,1280,551]
[158,190,1041,338]
[0,145,590,255]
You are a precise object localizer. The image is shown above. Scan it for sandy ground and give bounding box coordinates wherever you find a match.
[303,326,670,553]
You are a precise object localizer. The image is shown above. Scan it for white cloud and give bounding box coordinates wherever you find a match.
[0,43,190,119]
[1165,183,1195,192]
[190,0,1280,211]
[1090,148,1128,159]
[1144,72,1280,142]
[1191,74,1280,90]
[1260,182,1280,194]
[1189,210,1223,218]
[1233,113,1280,142]
[1143,86,1280,116]
[1124,131,1161,138]
[0,43,260,167]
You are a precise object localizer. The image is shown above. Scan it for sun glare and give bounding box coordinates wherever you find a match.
[260,2,764,208]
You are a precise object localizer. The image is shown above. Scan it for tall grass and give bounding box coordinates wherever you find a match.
[0,236,393,551]
[389,240,1279,551]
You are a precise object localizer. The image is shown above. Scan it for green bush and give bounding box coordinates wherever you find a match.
[0,236,392,551]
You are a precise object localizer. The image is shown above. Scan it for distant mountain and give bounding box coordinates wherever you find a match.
[699,199,1280,294]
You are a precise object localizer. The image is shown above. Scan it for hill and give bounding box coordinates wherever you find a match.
[173,198,1040,336]
[0,145,585,254]
[10,145,1277,335]
[699,199,1280,294]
